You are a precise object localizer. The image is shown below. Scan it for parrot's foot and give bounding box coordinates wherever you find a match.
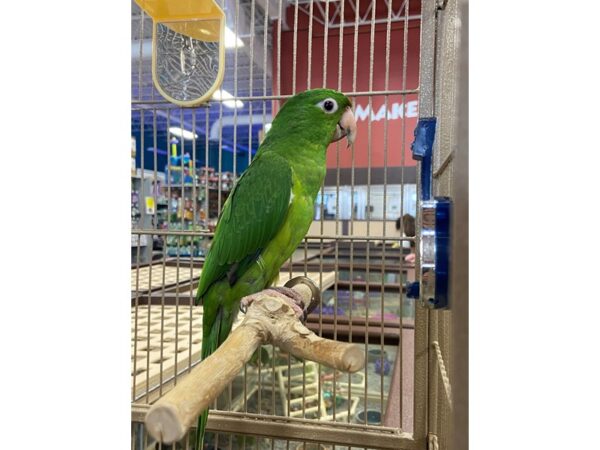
[239,287,306,319]
[269,287,307,316]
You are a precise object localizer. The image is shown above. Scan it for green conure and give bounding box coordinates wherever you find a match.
[194,88,356,448]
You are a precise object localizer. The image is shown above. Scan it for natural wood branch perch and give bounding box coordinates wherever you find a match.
[145,279,366,444]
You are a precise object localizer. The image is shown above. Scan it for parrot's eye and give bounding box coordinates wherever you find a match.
[318,98,338,114]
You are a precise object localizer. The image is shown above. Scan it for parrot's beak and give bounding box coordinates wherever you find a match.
[332,107,357,148]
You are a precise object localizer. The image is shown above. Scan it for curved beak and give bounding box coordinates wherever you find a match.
[331,107,357,148]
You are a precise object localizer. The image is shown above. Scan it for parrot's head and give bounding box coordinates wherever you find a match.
[269,88,357,150]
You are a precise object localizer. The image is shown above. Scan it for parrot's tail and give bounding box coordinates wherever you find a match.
[195,409,209,450]
[195,306,234,450]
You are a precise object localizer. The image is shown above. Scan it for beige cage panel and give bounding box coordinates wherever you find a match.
[131,264,202,292]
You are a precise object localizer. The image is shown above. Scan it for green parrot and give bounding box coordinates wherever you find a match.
[194,88,356,448]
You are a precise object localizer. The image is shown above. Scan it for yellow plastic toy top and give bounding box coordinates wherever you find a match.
[134,0,224,42]
[134,0,226,106]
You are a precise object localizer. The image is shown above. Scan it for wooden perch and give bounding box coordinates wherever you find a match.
[145,278,365,444]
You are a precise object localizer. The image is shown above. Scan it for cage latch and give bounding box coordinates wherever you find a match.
[407,118,452,309]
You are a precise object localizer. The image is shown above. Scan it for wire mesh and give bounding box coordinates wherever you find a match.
[131,0,425,448]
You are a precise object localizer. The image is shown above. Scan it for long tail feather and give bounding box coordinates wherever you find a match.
[194,408,210,450]
[195,309,221,450]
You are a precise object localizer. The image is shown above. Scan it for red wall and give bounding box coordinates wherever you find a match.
[273,1,421,169]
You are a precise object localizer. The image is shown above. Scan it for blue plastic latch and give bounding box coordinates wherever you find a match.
[410,118,436,161]
[406,282,420,299]
[411,118,437,201]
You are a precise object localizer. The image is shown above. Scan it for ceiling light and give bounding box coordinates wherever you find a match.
[212,89,244,109]
[225,27,244,49]
[168,126,198,140]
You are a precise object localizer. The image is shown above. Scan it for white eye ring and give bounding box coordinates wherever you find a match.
[317,98,338,114]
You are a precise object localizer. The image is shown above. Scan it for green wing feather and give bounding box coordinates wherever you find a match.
[195,151,293,303]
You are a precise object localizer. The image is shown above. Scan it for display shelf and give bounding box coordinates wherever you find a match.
[159,176,236,255]
[158,166,240,259]
[132,175,156,265]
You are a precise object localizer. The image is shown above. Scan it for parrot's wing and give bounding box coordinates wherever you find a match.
[196,151,293,301]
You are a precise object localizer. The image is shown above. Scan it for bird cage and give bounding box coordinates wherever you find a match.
[131,0,467,449]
